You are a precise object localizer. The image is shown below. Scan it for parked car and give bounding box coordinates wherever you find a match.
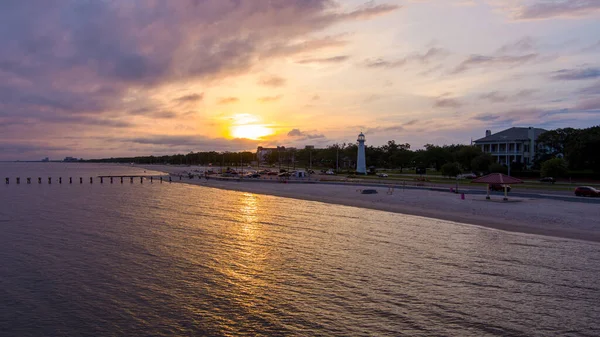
[245,173,261,178]
[574,186,600,197]
[325,170,335,175]
[267,171,278,176]
[377,173,388,178]
[540,177,556,184]
[278,172,291,177]
[489,184,511,192]
[458,173,477,179]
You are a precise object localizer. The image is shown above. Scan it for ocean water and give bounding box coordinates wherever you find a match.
[1,163,599,336]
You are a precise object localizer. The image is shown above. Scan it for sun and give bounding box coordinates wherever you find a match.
[231,124,274,140]
[228,113,274,140]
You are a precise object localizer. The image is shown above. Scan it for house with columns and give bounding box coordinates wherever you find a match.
[473,127,547,168]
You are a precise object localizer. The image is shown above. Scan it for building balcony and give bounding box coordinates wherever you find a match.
[484,150,523,155]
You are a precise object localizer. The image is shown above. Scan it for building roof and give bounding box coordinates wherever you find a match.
[474,127,547,143]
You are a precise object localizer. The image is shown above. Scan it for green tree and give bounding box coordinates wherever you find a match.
[489,163,507,174]
[471,153,494,172]
[541,158,568,178]
[456,146,482,171]
[422,144,452,171]
[441,162,461,177]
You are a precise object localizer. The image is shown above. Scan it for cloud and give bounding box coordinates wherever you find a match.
[296,55,350,64]
[129,108,178,119]
[174,93,204,103]
[513,0,600,20]
[366,125,405,133]
[311,95,321,101]
[217,97,240,105]
[257,95,283,103]
[434,97,462,108]
[266,35,350,58]
[365,58,407,69]
[364,94,383,103]
[0,107,134,128]
[0,142,70,155]
[339,3,400,20]
[365,119,422,134]
[288,129,305,137]
[452,53,538,73]
[123,135,260,151]
[574,97,600,110]
[0,0,398,158]
[515,89,538,98]
[484,107,545,124]
[258,75,286,87]
[287,128,325,139]
[479,92,508,103]
[497,37,536,54]
[580,81,600,95]
[479,89,536,103]
[365,47,448,69]
[473,114,500,122]
[551,67,600,80]
[582,40,600,53]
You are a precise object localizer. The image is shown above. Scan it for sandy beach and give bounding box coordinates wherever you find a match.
[141,165,600,243]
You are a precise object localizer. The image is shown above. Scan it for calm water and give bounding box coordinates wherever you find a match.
[1,163,599,336]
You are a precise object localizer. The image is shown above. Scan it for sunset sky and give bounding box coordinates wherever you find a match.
[1,0,600,160]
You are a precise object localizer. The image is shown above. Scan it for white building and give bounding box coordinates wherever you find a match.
[473,127,547,167]
[356,132,367,174]
[256,146,286,162]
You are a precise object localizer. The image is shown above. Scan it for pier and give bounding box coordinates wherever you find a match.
[4,175,174,185]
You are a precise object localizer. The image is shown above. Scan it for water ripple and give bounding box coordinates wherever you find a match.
[1,163,600,336]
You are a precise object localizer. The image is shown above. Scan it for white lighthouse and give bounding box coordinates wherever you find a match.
[356,132,367,174]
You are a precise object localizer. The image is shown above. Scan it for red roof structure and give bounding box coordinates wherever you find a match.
[471,173,523,200]
[471,173,523,184]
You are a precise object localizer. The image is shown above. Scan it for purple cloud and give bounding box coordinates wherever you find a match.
[515,0,600,20]
[434,97,462,108]
[0,0,398,159]
[257,95,283,103]
[174,93,204,103]
[479,89,537,103]
[497,37,536,54]
[365,47,448,69]
[296,55,350,64]
[575,97,600,110]
[258,76,286,87]
[551,67,600,80]
[452,54,538,73]
[217,97,240,105]
[581,81,600,95]
[287,129,325,140]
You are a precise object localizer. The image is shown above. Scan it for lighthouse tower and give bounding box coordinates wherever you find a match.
[356,132,367,174]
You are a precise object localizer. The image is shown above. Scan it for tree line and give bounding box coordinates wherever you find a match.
[85,125,599,178]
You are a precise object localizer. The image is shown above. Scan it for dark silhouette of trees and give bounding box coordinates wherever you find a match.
[85,128,600,175]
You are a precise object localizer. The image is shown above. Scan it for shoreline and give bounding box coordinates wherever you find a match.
[140,165,600,243]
